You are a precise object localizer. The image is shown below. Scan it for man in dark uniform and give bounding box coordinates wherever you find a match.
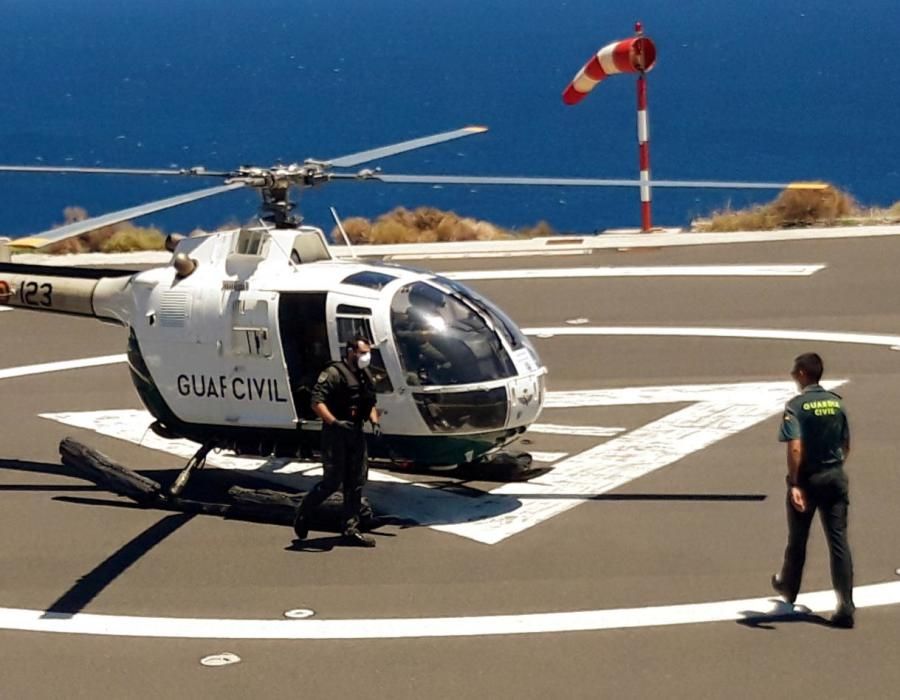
[292,336,381,547]
[772,352,855,627]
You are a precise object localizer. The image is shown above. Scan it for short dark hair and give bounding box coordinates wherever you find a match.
[345,335,371,353]
[793,352,823,383]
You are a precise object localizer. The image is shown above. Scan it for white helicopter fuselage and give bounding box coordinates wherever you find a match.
[104,225,546,465]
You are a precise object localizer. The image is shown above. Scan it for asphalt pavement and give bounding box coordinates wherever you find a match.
[2,233,899,698]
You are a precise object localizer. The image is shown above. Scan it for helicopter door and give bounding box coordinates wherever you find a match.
[223,291,296,425]
[277,292,331,420]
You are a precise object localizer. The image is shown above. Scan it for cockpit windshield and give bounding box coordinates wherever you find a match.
[434,276,529,350]
[391,282,517,386]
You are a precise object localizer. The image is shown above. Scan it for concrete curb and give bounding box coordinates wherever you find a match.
[10,224,900,266]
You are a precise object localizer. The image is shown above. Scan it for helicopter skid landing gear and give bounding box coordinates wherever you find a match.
[456,450,547,482]
[57,438,405,530]
[169,442,215,498]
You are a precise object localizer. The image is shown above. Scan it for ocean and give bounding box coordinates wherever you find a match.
[1,0,898,237]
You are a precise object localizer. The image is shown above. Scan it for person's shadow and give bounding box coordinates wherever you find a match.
[737,600,832,629]
[285,529,396,553]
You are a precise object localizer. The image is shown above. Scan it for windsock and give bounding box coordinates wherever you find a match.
[562,36,656,105]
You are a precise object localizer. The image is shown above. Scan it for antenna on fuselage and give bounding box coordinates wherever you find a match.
[330,206,358,260]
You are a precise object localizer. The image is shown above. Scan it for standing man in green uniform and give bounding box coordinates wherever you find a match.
[772,352,855,627]
[293,336,381,547]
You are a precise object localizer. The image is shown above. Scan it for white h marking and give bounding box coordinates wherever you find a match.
[41,380,839,545]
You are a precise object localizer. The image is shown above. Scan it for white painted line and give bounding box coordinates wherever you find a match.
[524,326,900,348]
[528,451,569,463]
[200,653,241,667]
[0,354,127,381]
[0,306,11,312]
[42,380,844,545]
[42,379,809,546]
[0,580,896,639]
[39,409,523,535]
[528,424,625,438]
[388,249,592,260]
[435,381,843,544]
[542,380,843,408]
[446,264,825,281]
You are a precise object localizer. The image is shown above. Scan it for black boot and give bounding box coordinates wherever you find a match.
[771,573,796,604]
[831,604,855,629]
[292,509,309,540]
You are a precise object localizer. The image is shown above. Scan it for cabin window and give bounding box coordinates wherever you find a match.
[341,270,397,290]
[291,232,331,263]
[233,228,268,256]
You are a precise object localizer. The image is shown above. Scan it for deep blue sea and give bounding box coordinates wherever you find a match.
[1,0,898,236]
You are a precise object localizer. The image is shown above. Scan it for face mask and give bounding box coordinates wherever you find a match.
[357,352,372,369]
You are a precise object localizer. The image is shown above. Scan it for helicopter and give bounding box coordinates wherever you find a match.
[0,126,556,497]
[0,125,811,499]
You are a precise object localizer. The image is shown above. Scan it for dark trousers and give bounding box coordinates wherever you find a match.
[779,469,854,611]
[298,426,368,533]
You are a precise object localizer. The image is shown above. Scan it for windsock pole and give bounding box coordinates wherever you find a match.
[635,23,652,231]
[562,22,657,231]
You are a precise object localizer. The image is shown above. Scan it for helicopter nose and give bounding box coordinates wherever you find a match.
[507,372,545,427]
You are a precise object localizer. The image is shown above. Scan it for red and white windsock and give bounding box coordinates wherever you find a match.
[562,35,657,106]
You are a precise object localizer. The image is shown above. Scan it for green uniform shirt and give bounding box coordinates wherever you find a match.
[778,384,850,477]
[311,361,376,423]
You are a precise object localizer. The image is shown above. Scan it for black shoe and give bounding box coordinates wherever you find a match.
[771,574,795,604]
[292,511,309,540]
[341,529,376,548]
[831,608,855,629]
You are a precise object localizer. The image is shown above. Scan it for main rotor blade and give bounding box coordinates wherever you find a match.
[369,174,818,190]
[323,126,488,168]
[0,165,230,177]
[13,182,247,249]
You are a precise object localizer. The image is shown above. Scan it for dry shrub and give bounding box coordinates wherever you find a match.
[100,224,166,252]
[888,201,900,218]
[700,205,783,232]
[44,237,87,255]
[332,206,533,244]
[43,207,168,254]
[697,185,858,232]
[473,220,510,240]
[63,206,88,223]
[41,203,557,252]
[772,186,856,226]
[516,220,558,238]
[331,216,372,244]
[370,218,422,244]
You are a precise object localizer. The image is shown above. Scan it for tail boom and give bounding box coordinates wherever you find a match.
[0,262,133,324]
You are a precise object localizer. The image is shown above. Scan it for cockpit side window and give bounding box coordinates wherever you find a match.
[391,282,516,386]
[336,315,393,393]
